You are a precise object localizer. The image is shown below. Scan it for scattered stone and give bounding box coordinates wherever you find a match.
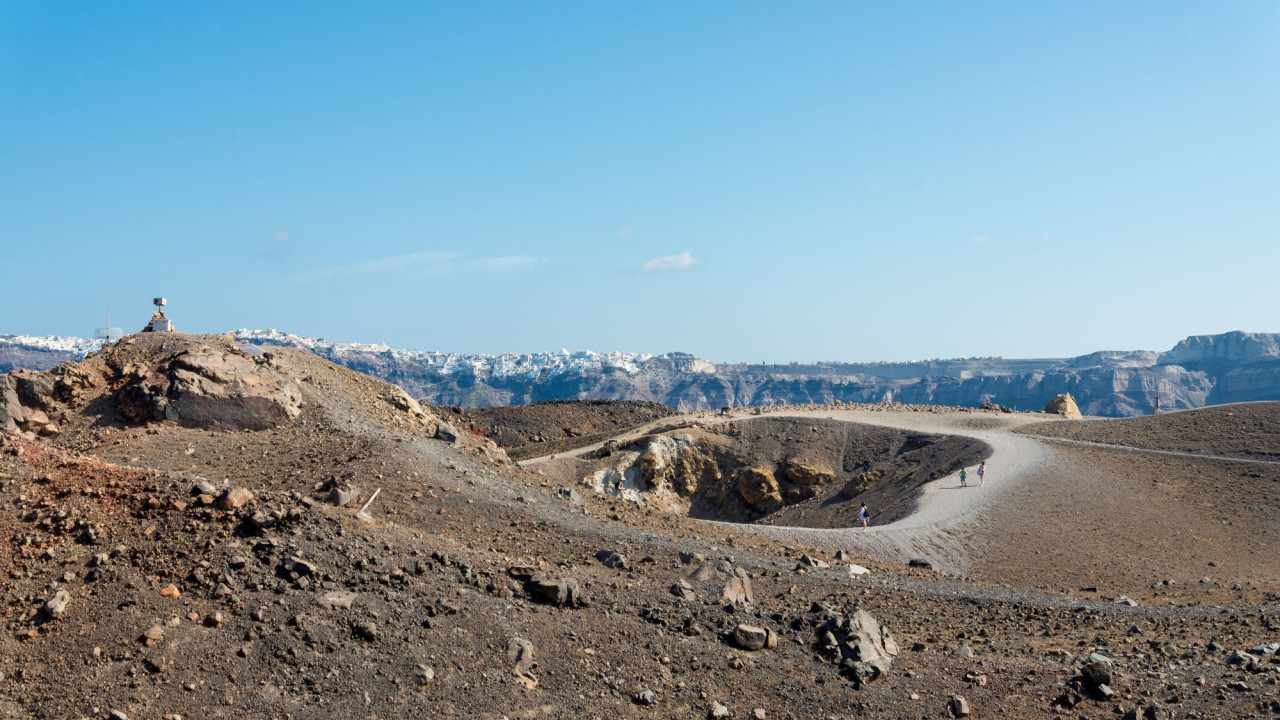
[1227,649,1259,667]
[326,485,361,507]
[707,701,731,719]
[799,554,829,569]
[721,576,754,607]
[670,579,696,601]
[846,564,871,577]
[908,558,933,570]
[507,637,537,689]
[142,625,165,646]
[948,695,970,718]
[416,664,435,684]
[42,590,70,620]
[204,611,223,628]
[554,487,584,506]
[595,549,628,570]
[353,620,379,642]
[1117,595,1138,607]
[319,591,357,610]
[217,487,254,510]
[435,423,460,444]
[633,689,657,706]
[1082,659,1113,687]
[730,624,777,651]
[527,575,586,608]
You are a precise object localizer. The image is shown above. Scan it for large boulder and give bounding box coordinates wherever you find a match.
[635,434,720,496]
[735,466,782,513]
[0,374,59,437]
[116,344,304,430]
[782,458,836,486]
[1044,392,1083,419]
[0,376,20,434]
[815,607,900,687]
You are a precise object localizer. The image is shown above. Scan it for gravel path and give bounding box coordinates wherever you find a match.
[702,408,1057,575]
[522,407,1062,575]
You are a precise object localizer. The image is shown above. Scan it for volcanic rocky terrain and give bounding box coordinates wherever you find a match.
[0,333,1277,719]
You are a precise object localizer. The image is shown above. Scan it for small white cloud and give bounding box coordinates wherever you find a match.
[971,234,991,244]
[616,225,635,239]
[295,251,457,281]
[642,251,699,272]
[469,255,543,271]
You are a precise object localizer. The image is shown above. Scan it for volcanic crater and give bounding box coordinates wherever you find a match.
[580,416,991,528]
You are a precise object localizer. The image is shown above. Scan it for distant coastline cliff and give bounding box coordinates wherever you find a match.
[3,330,1278,417]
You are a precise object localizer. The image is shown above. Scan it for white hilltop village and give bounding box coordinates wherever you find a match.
[234,329,718,378]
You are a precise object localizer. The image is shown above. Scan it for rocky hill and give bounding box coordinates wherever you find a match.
[5,330,1280,417]
[1,333,1278,718]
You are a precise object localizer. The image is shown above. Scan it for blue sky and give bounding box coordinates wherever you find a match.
[2,1,1277,362]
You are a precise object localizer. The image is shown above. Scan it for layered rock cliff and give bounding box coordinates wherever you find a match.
[6,330,1279,417]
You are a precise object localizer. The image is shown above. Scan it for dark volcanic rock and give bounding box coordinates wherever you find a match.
[115,341,303,430]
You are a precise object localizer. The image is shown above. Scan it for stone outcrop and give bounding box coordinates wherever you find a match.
[115,344,304,430]
[815,607,900,687]
[1044,393,1083,419]
[781,458,836,486]
[636,434,720,496]
[0,374,59,437]
[735,466,782,513]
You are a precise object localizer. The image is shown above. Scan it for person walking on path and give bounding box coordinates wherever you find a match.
[977,462,986,487]
[859,503,869,529]
[959,468,968,487]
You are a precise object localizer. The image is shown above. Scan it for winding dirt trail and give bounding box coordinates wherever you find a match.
[523,407,1062,575]
[704,408,1057,575]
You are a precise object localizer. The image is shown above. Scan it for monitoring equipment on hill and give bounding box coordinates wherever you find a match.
[94,308,124,343]
[141,297,176,333]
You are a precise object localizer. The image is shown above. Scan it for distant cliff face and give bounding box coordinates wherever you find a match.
[267,335,1271,417]
[5,331,1279,417]
[1158,331,1280,369]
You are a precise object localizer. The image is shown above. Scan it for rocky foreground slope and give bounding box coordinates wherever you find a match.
[0,334,1276,719]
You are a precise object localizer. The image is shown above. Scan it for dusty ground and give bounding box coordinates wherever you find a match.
[1018,402,1280,461]
[445,399,676,460]
[0,339,1277,720]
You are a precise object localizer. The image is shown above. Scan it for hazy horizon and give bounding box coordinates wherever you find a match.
[4,321,1272,367]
